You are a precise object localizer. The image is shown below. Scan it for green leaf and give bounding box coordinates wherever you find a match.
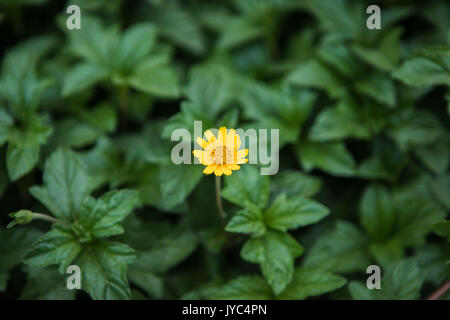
[7,143,40,181]
[349,258,423,300]
[75,241,137,300]
[213,276,272,300]
[369,238,403,268]
[416,244,449,286]
[159,162,204,210]
[304,221,371,274]
[348,281,375,300]
[271,170,322,198]
[393,46,450,86]
[414,136,449,175]
[128,56,180,98]
[185,64,235,118]
[62,63,108,96]
[393,182,446,246]
[0,227,42,289]
[78,189,139,238]
[303,0,362,40]
[226,203,266,236]
[66,16,116,67]
[117,23,157,72]
[264,194,329,232]
[24,226,82,273]
[151,4,205,55]
[378,258,424,299]
[388,109,444,150]
[360,184,394,240]
[128,224,198,274]
[432,220,450,241]
[222,165,270,209]
[217,17,263,50]
[352,28,402,71]
[277,267,346,299]
[355,74,396,107]
[241,230,304,295]
[296,140,356,177]
[127,270,163,299]
[20,267,75,300]
[287,60,344,98]
[0,108,13,146]
[6,120,52,181]
[309,99,371,141]
[430,175,450,210]
[29,148,91,222]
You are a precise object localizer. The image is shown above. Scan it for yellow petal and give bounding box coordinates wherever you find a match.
[214,165,223,176]
[196,137,209,149]
[193,150,203,158]
[203,164,217,174]
[227,164,240,170]
[222,165,232,175]
[237,149,249,159]
[218,127,227,145]
[237,158,249,164]
[204,130,216,142]
[226,129,239,149]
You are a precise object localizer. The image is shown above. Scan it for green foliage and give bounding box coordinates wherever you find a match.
[0,0,449,301]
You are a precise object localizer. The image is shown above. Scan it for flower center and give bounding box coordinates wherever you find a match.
[211,146,234,164]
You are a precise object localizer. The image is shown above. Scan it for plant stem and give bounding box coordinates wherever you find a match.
[427,281,450,300]
[215,175,226,220]
[33,213,69,227]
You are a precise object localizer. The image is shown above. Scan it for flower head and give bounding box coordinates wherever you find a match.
[193,126,248,176]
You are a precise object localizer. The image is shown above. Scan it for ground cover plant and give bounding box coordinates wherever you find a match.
[0,0,449,300]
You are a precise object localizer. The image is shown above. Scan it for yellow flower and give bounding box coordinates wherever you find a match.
[193,126,248,176]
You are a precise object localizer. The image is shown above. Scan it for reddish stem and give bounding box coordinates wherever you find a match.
[427,282,450,300]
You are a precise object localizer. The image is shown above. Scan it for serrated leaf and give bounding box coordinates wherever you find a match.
[0,227,42,289]
[287,60,345,98]
[117,23,157,72]
[62,63,108,96]
[128,57,180,98]
[78,189,139,238]
[151,4,205,55]
[309,99,371,141]
[20,267,75,300]
[355,74,396,107]
[360,184,394,240]
[271,170,322,198]
[377,258,423,299]
[29,148,91,222]
[277,267,346,299]
[222,165,270,209]
[159,162,204,210]
[241,230,304,295]
[24,226,82,273]
[213,276,271,300]
[226,204,265,236]
[432,220,450,240]
[388,109,444,150]
[304,221,371,274]
[296,140,356,177]
[75,241,137,300]
[264,194,329,232]
[6,120,52,181]
[393,47,450,86]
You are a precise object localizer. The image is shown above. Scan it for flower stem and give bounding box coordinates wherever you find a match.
[427,281,450,300]
[33,213,69,227]
[215,175,226,220]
